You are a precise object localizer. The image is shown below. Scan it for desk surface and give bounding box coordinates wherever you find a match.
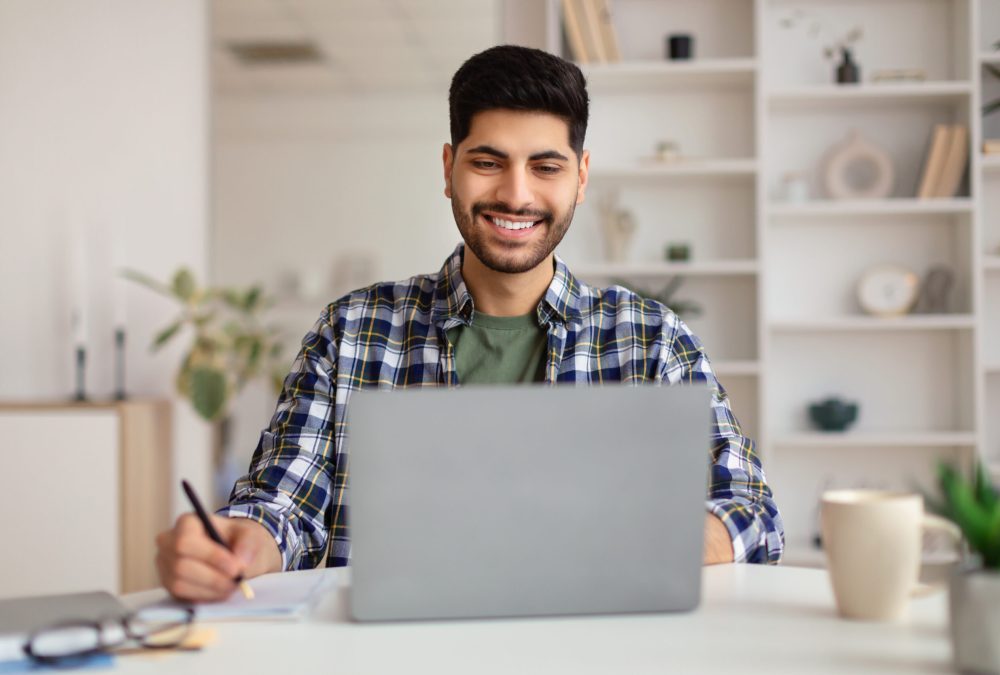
[121,564,952,674]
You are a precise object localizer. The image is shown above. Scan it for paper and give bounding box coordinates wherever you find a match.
[151,568,337,621]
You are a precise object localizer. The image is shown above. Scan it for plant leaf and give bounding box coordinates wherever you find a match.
[152,320,184,351]
[172,268,197,301]
[244,287,262,312]
[121,269,172,296]
[190,367,228,421]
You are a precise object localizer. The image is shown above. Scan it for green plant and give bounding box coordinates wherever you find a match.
[926,461,1000,569]
[124,268,286,421]
[984,61,1000,119]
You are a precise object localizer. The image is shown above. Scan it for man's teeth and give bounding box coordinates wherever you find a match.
[490,216,536,230]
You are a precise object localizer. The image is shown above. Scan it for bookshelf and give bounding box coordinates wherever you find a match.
[541,0,998,564]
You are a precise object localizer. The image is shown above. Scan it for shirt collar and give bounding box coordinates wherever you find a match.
[431,243,583,328]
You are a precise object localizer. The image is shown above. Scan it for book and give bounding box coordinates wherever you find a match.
[580,0,608,63]
[933,124,968,198]
[916,124,951,199]
[592,0,622,63]
[561,0,590,64]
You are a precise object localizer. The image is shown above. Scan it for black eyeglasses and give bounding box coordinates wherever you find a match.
[23,606,195,665]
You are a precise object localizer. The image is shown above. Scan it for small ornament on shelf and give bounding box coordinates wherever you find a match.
[856,264,920,317]
[821,130,895,200]
[808,396,859,432]
[779,170,811,203]
[597,191,637,263]
[664,242,691,262]
[653,139,682,163]
[666,33,693,60]
[913,266,955,315]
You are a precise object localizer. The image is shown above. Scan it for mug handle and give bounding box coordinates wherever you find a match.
[911,513,963,598]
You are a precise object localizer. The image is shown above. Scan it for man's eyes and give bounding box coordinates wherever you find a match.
[469,160,563,175]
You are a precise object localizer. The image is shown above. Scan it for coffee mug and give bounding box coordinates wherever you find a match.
[820,489,960,621]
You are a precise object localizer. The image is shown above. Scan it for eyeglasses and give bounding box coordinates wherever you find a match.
[23,606,195,665]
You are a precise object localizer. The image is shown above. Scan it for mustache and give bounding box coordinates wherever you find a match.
[472,202,551,222]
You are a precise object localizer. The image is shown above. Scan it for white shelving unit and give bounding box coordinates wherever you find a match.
[543,0,999,565]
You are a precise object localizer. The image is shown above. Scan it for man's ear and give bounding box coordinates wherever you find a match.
[576,149,590,205]
[442,143,454,199]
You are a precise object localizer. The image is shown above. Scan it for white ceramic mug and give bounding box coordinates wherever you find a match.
[820,489,960,622]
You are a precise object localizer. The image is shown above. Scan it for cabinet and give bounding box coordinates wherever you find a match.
[544,0,998,563]
[0,400,172,597]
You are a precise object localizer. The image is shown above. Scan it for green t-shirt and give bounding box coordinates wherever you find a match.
[447,311,548,384]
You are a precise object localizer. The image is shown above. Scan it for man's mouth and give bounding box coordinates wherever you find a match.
[482,213,544,231]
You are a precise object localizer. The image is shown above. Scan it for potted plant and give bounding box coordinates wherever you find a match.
[927,462,1000,674]
[125,267,286,503]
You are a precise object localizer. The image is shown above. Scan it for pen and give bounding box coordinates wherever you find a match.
[180,479,255,600]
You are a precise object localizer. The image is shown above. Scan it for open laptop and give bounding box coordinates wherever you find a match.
[348,385,711,622]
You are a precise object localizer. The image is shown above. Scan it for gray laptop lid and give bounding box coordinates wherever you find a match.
[348,385,711,621]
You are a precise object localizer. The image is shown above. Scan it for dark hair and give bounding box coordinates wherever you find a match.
[449,45,589,158]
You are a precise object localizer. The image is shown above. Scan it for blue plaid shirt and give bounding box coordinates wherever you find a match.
[220,244,785,567]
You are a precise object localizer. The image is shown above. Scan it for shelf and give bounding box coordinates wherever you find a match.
[772,431,978,448]
[572,260,759,278]
[986,366,1000,375]
[768,81,973,108]
[985,256,1000,272]
[581,59,756,89]
[712,360,760,377]
[769,199,974,217]
[983,155,1000,173]
[589,159,757,180]
[770,315,975,332]
[981,52,1000,66]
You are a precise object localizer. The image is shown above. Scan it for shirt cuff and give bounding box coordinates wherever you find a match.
[216,499,304,571]
[706,497,784,564]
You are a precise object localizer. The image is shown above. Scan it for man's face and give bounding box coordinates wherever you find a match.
[443,109,589,275]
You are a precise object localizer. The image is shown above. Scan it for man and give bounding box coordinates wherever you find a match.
[156,45,784,602]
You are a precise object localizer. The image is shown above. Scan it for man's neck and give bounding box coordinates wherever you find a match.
[461,249,555,317]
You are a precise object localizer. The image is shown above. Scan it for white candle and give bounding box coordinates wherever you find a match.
[112,226,126,328]
[70,216,88,348]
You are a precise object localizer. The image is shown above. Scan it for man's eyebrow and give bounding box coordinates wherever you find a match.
[465,145,570,163]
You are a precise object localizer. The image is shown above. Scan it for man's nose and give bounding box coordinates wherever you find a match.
[494,167,534,209]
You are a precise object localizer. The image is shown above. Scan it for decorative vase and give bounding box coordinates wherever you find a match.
[808,397,859,432]
[836,47,860,84]
[949,568,1000,674]
[821,130,895,200]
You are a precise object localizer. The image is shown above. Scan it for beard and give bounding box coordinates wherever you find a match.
[451,194,576,275]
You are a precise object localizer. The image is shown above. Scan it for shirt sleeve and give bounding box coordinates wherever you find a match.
[663,315,785,564]
[216,307,341,571]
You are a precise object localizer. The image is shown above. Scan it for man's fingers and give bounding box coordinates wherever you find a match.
[169,525,245,578]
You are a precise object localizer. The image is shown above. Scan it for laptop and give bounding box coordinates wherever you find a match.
[348,384,711,622]
[0,591,128,662]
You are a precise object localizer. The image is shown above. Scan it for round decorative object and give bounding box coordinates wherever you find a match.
[856,264,920,317]
[822,130,895,200]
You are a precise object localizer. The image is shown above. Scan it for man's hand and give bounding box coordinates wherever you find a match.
[703,513,735,565]
[155,514,283,602]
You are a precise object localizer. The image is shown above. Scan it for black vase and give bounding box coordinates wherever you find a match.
[667,34,693,60]
[836,47,860,84]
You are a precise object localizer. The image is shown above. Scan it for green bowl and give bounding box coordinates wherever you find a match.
[808,399,858,432]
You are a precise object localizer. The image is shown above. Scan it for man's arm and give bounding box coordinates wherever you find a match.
[664,314,785,564]
[217,307,343,571]
[703,513,734,564]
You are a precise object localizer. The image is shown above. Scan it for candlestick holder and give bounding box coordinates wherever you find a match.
[114,328,127,400]
[74,346,87,402]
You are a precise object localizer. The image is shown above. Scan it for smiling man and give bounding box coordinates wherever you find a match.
[156,45,784,602]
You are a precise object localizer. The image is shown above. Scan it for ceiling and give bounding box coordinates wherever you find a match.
[211,0,501,96]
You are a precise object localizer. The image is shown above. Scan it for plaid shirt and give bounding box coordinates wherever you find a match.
[220,244,785,567]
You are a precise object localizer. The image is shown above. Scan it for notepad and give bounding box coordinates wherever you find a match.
[152,568,337,621]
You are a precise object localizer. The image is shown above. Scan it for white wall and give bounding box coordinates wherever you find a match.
[0,0,213,513]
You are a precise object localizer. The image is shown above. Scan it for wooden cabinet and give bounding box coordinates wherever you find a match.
[0,400,171,598]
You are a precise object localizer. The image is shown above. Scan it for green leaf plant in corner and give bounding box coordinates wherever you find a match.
[925,461,1000,569]
[122,267,287,423]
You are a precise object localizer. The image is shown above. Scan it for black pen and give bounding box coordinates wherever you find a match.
[181,479,255,600]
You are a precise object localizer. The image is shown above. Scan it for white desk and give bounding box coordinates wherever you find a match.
[120,565,952,674]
